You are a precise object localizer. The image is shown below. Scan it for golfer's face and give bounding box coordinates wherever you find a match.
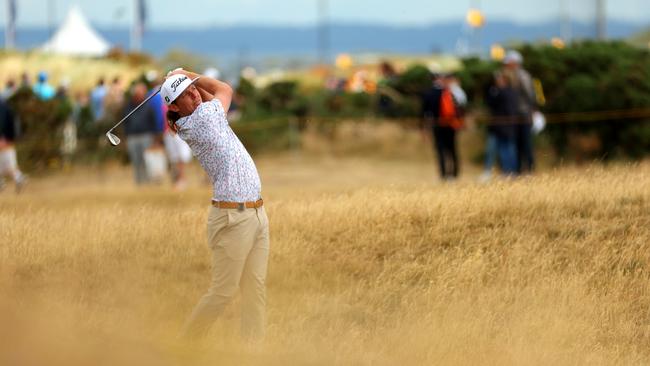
[175,84,201,116]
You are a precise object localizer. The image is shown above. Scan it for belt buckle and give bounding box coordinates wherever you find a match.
[237,203,245,212]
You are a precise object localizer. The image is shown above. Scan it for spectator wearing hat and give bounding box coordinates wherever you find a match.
[502,50,537,173]
[32,71,55,101]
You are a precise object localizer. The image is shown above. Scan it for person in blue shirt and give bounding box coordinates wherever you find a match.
[32,71,55,101]
[148,84,165,134]
[90,78,108,122]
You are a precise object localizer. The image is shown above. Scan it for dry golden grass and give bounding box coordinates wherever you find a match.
[1,156,649,365]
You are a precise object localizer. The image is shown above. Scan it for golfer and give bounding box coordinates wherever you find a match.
[162,69,269,341]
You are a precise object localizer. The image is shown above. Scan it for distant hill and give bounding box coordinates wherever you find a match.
[3,19,647,70]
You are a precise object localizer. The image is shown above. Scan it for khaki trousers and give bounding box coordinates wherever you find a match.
[182,205,270,340]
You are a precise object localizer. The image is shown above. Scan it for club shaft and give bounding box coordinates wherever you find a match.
[108,87,161,133]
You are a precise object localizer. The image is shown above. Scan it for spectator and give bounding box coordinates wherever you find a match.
[123,82,158,185]
[19,72,30,90]
[56,78,71,99]
[90,78,108,122]
[448,74,468,107]
[104,77,125,120]
[377,61,400,117]
[1,79,17,101]
[0,98,26,193]
[145,70,165,135]
[482,71,519,179]
[163,110,192,191]
[421,72,466,180]
[71,91,96,148]
[32,71,55,101]
[56,80,77,166]
[144,70,169,183]
[502,50,537,173]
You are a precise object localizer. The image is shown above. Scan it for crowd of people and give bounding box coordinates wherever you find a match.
[0,53,542,193]
[0,71,44,193]
[420,50,540,182]
[0,70,195,193]
[102,72,196,189]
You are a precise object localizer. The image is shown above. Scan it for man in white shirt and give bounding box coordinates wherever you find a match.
[162,69,269,341]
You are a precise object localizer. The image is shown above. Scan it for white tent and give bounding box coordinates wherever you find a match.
[41,6,111,57]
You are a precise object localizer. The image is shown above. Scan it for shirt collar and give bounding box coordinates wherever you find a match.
[176,115,189,128]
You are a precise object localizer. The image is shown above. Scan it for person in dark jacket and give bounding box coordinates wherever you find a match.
[124,82,158,185]
[421,73,465,180]
[0,98,26,193]
[484,71,518,176]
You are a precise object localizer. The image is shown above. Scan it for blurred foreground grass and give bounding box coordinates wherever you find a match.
[1,156,649,365]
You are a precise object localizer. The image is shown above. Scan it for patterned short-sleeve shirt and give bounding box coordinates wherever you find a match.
[175,99,262,202]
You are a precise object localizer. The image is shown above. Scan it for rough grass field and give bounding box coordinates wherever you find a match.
[1,156,649,365]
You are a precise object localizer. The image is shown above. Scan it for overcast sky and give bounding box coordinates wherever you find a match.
[1,0,648,27]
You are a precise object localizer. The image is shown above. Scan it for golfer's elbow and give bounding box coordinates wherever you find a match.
[220,82,234,98]
[215,83,234,112]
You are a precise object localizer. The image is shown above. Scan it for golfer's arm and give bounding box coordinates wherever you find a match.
[183,70,233,112]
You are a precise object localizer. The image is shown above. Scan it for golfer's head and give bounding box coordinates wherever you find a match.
[162,74,201,117]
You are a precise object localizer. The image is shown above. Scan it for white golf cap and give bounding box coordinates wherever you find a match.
[160,74,200,105]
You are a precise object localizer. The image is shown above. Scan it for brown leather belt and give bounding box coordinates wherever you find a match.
[212,199,264,210]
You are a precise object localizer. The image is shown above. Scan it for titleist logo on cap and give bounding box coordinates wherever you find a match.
[171,76,188,92]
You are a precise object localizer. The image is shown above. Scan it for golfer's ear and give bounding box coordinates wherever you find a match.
[168,103,180,112]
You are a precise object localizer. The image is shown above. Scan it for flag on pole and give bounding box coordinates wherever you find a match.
[131,0,147,51]
[5,0,17,48]
[137,0,146,36]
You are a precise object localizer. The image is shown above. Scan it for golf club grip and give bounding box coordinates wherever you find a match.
[109,87,161,132]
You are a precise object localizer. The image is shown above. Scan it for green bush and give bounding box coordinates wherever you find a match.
[394,64,432,96]
[8,88,69,170]
[258,81,299,112]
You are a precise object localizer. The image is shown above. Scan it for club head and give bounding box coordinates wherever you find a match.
[106,131,121,146]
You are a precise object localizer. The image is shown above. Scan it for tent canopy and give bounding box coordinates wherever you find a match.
[41,6,111,57]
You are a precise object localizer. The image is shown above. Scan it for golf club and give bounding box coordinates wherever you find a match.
[105,87,161,146]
